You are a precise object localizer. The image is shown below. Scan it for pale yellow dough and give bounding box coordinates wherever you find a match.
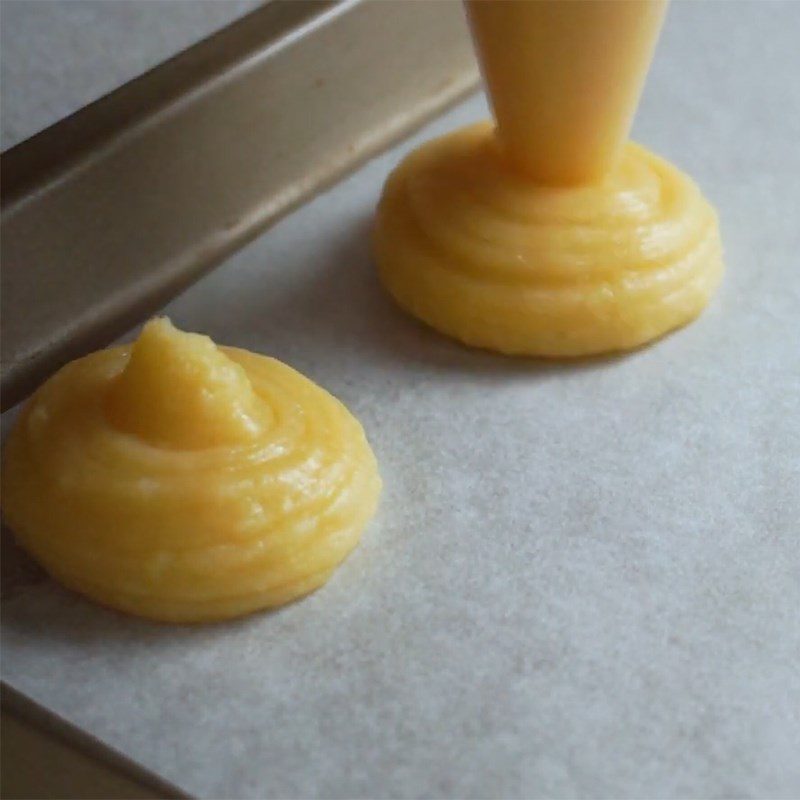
[374,123,723,357]
[2,319,381,622]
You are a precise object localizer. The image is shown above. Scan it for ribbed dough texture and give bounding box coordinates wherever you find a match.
[3,340,381,622]
[375,122,723,356]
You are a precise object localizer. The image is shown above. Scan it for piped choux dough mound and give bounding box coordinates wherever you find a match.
[2,319,381,622]
[374,123,723,357]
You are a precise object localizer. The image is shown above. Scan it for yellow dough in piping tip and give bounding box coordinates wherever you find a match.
[374,0,723,357]
[2,319,381,622]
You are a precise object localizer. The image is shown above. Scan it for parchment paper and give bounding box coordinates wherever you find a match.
[2,3,799,798]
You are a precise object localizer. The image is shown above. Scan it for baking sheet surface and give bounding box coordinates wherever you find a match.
[2,4,799,798]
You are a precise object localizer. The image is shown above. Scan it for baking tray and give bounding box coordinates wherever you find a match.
[0,0,478,411]
[2,2,800,798]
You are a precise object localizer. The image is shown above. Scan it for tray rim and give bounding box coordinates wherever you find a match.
[0,0,478,411]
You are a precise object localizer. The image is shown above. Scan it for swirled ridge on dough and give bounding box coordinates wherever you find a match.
[374,122,723,356]
[2,320,381,622]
